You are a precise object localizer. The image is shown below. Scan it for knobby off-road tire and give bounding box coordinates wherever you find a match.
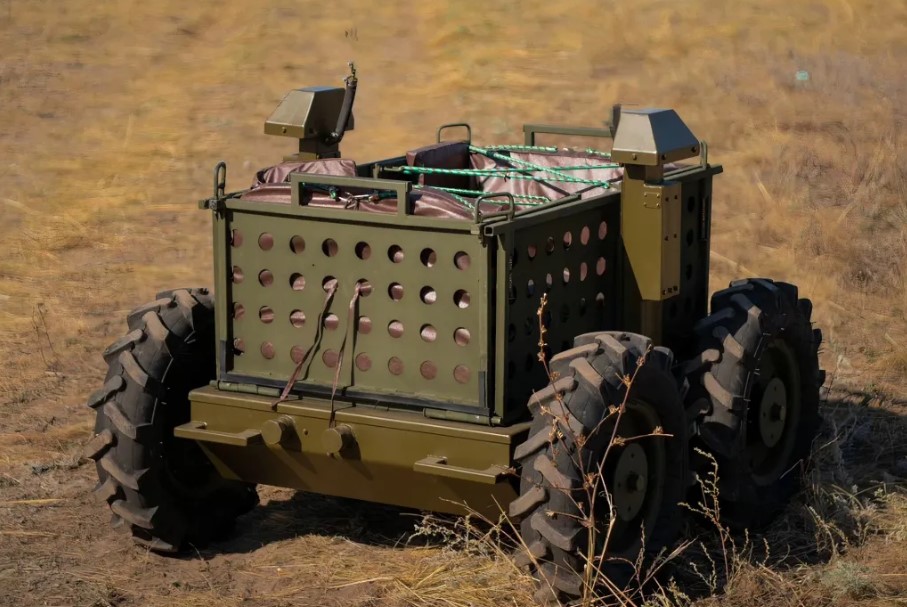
[83,288,258,552]
[684,278,823,528]
[509,332,688,605]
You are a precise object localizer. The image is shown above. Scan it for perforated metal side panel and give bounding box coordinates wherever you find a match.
[661,175,713,351]
[222,204,488,409]
[493,195,622,419]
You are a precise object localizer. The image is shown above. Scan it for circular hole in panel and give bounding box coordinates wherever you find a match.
[563,231,573,249]
[454,251,471,270]
[290,235,305,254]
[580,262,588,281]
[290,345,306,364]
[596,257,606,276]
[357,279,373,297]
[233,338,245,355]
[595,292,605,306]
[545,237,555,254]
[323,314,340,330]
[258,306,275,324]
[258,233,274,251]
[388,245,405,263]
[420,286,437,304]
[355,353,372,371]
[420,361,438,380]
[232,266,244,284]
[524,317,534,336]
[322,349,339,368]
[290,310,306,328]
[420,324,437,342]
[322,276,338,292]
[322,238,339,257]
[355,241,371,260]
[527,244,537,260]
[420,248,437,267]
[231,229,243,247]
[290,273,306,291]
[259,270,274,287]
[686,229,694,246]
[527,280,536,298]
[233,303,245,320]
[388,356,404,375]
[598,221,608,240]
[388,320,404,338]
[260,342,276,359]
[562,268,571,284]
[580,226,590,245]
[508,324,516,342]
[454,290,470,308]
[388,282,404,301]
[358,316,372,334]
[454,327,470,346]
[545,273,553,288]
[454,365,471,384]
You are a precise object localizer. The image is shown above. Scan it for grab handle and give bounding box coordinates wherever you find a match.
[413,456,509,484]
[174,421,263,447]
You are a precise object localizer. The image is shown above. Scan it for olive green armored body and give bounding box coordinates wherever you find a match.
[85,68,824,602]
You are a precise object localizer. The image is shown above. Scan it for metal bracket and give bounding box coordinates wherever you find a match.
[413,456,509,484]
[174,421,263,447]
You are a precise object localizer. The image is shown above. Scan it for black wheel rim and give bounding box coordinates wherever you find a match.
[595,399,667,554]
[747,338,802,485]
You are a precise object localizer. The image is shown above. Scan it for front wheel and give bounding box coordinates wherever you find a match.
[509,332,688,604]
[83,288,258,552]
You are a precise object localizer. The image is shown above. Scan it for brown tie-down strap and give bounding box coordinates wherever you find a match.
[328,282,362,427]
[272,280,338,409]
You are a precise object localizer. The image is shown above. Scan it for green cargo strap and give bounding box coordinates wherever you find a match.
[415,184,549,205]
[469,145,612,187]
[387,164,620,176]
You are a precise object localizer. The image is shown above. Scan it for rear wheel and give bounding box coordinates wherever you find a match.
[684,278,823,527]
[83,288,258,552]
[509,332,688,604]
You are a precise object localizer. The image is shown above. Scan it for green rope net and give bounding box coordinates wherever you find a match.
[384,142,618,210]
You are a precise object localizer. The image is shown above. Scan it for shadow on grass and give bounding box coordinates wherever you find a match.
[202,491,435,556]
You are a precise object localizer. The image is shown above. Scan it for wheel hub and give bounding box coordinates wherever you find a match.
[758,377,787,448]
[613,442,648,521]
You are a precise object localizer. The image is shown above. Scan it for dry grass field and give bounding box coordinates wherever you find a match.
[0,1,905,605]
